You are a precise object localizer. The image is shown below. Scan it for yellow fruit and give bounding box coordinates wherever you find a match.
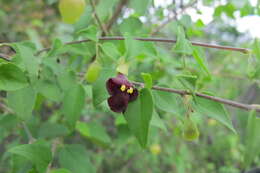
[85,61,102,83]
[182,117,200,141]
[150,144,161,155]
[59,0,86,24]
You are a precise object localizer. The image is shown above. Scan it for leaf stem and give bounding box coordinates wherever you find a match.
[22,121,35,144]
[89,0,109,35]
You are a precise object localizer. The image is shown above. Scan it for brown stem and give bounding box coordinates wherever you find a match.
[105,0,129,33]
[89,0,109,35]
[22,122,36,144]
[0,53,11,61]
[132,81,260,112]
[46,138,60,173]
[150,0,197,36]
[0,102,13,113]
[35,36,250,55]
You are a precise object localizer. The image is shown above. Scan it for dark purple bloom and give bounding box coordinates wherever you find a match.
[106,73,138,113]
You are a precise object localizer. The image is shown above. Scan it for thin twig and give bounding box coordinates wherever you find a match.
[151,0,197,35]
[0,53,11,61]
[35,36,250,55]
[131,81,260,112]
[46,138,60,173]
[105,0,129,33]
[22,121,36,144]
[89,0,109,35]
[151,15,177,36]
[0,102,13,113]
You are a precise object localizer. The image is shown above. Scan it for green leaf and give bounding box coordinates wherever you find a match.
[176,74,198,91]
[57,70,77,92]
[8,141,52,173]
[51,169,71,173]
[194,95,236,133]
[252,39,260,60]
[47,38,63,57]
[192,47,211,77]
[214,3,235,18]
[180,14,192,28]
[58,144,95,173]
[38,122,69,139]
[124,34,142,60]
[36,79,63,102]
[173,26,193,55]
[240,2,254,17]
[243,110,260,169]
[92,68,115,107]
[96,0,118,21]
[62,84,86,128]
[0,115,18,130]
[141,73,153,89]
[120,17,143,35]
[77,25,98,42]
[7,86,37,120]
[12,43,39,78]
[0,63,28,91]
[150,110,167,132]
[101,42,120,59]
[130,0,152,15]
[76,121,111,147]
[152,90,184,116]
[124,88,154,148]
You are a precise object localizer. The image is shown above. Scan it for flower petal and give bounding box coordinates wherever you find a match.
[106,73,132,95]
[129,88,139,102]
[107,93,129,113]
[106,78,119,95]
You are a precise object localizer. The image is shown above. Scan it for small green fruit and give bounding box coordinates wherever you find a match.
[85,61,102,83]
[149,144,161,155]
[182,117,200,141]
[59,0,86,24]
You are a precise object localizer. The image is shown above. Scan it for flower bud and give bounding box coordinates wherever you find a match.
[182,117,200,141]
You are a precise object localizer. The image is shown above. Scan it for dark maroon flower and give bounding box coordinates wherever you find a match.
[106,73,138,113]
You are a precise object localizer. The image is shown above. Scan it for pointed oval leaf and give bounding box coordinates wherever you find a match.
[124,88,153,148]
[194,95,236,133]
[7,86,37,120]
[62,84,86,128]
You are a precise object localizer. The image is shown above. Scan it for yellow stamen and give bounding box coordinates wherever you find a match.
[120,85,126,92]
[127,87,133,94]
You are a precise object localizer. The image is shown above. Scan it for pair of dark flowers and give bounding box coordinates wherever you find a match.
[106,73,138,113]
